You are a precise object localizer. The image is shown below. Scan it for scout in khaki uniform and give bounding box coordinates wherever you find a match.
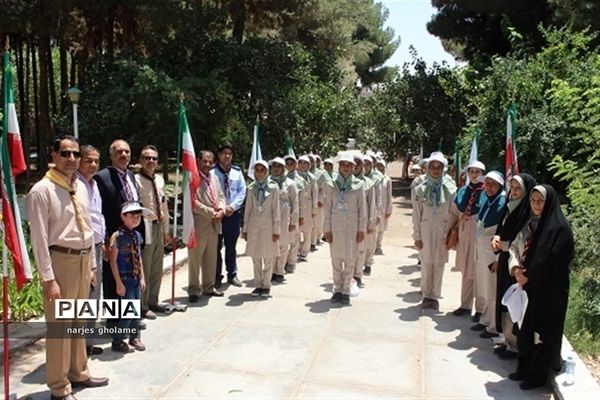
[375,159,393,255]
[134,145,171,319]
[363,155,383,275]
[243,160,281,297]
[352,155,376,287]
[284,154,307,273]
[412,152,457,310]
[297,155,318,261]
[269,157,299,282]
[446,161,485,318]
[323,154,367,306]
[29,135,109,400]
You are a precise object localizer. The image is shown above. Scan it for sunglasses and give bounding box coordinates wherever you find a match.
[143,156,158,161]
[59,150,81,159]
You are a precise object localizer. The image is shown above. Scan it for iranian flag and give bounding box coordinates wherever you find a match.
[177,101,200,248]
[1,51,31,289]
[505,101,519,188]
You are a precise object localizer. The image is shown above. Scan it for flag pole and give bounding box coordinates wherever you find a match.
[166,96,186,313]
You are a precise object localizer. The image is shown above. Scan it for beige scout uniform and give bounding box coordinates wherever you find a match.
[312,168,325,245]
[323,178,367,294]
[476,225,499,333]
[271,176,299,276]
[354,176,377,278]
[447,202,484,313]
[365,170,383,268]
[286,171,307,267]
[243,180,281,289]
[188,173,226,295]
[299,172,318,257]
[135,172,170,311]
[376,174,393,249]
[412,187,454,300]
[29,170,95,398]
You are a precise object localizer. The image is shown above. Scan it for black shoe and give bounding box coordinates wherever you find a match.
[493,343,507,354]
[519,380,546,390]
[509,372,525,381]
[341,294,350,305]
[205,289,224,297]
[472,312,482,322]
[310,245,317,252]
[139,321,147,330]
[331,292,342,303]
[430,299,439,310]
[86,345,103,356]
[298,255,307,262]
[374,248,383,255]
[71,376,109,388]
[498,350,518,360]
[215,281,222,289]
[285,263,295,273]
[228,276,243,287]
[452,307,470,316]
[363,266,372,275]
[354,276,364,288]
[260,288,271,297]
[271,274,285,283]
[189,294,199,303]
[480,330,499,339]
[250,288,261,297]
[470,323,486,331]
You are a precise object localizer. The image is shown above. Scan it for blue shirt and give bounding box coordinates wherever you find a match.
[211,164,247,211]
[110,228,143,278]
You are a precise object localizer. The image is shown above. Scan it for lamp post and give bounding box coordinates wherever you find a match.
[66,86,82,139]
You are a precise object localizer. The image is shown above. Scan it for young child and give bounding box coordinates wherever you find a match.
[109,201,147,352]
[243,160,281,297]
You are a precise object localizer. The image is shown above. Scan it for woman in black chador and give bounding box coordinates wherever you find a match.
[507,184,575,390]
[491,173,537,359]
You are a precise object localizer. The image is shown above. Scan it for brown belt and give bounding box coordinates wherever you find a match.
[49,245,92,256]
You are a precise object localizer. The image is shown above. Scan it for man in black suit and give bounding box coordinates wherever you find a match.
[94,139,142,300]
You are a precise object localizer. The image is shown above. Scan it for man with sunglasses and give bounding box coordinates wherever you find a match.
[29,135,109,400]
[135,145,171,319]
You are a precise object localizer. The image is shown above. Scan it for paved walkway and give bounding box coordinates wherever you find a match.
[7,165,553,399]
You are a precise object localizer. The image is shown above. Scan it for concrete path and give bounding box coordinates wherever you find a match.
[7,164,553,399]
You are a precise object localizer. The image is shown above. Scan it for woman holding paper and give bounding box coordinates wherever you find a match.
[507,184,574,390]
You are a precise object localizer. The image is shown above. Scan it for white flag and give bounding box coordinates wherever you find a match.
[248,124,263,180]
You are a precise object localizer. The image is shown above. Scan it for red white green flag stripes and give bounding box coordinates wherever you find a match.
[505,101,519,188]
[1,51,32,290]
[178,101,200,248]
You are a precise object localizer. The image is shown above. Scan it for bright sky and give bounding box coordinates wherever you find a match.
[380,0,460,68]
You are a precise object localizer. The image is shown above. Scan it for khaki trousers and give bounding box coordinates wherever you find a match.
[275,240,290,275]
[141,222,164,310]
[502,311,518,352]
[311,207,322,245]
[354,247,366,278]
[45,250,92,397]
[376,229,384,249]
[421,263,445,299]
[300,216,313,257]
[287,230,300,266]
[460,274,486,312]
[187,224,218,294]
[364,231,376,267]
[86,243,103,347]
[253,257,275,289]
[332,258,354,294]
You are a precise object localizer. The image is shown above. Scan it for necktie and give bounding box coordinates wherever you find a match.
[44,168,91,239]
[116,168,135,201]
[465,186,482,216]
[202,173,218,210]
[223,173,230,202]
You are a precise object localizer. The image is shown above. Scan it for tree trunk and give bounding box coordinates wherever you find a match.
[59,40,69,111]
[69,50,76,86]
[161,150,169,184]
[48,42,58,116]
[31,38,40,171]
[15,39,30,189]
[402,153,411,179]
[231,0,245,44]
[38,34,52,174]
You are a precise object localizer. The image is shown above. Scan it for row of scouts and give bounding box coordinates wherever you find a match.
[190,149,393,304]
[410,151,574,391]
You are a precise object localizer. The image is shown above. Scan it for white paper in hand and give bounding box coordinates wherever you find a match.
[501,283,529,328]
